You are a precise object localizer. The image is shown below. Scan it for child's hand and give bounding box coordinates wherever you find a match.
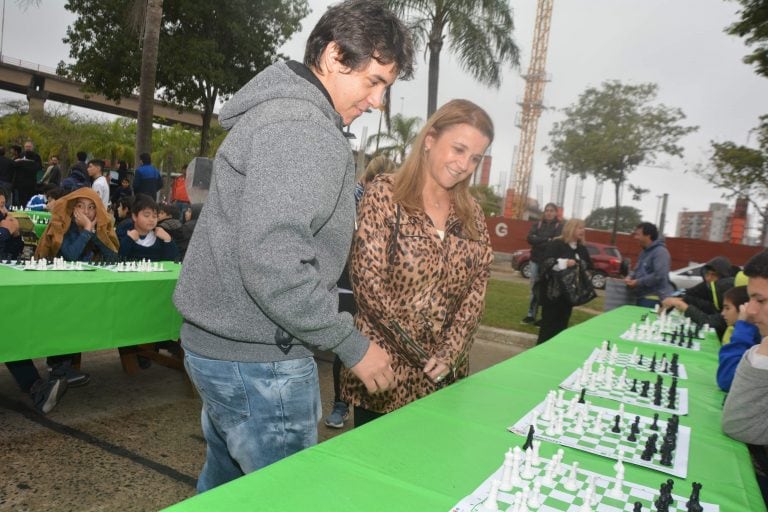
[126,229,140,241]
[0,215,20,236]
[155,227,171,242]
[73,210,93,231]
[738,303,749,322]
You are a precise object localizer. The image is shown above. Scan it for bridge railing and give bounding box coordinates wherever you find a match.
[0,54,58,75]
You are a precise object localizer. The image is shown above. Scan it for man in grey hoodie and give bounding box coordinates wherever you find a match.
[625,221,674,307]
[173,0,414,493]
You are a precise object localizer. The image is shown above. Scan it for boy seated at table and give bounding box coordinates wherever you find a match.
[717,286,761,392]
[119,194,178,262]
[0,199,23,259]
[114,195,134,238]
[157,203,183,244]
[35,188,121,387]
[722,250,768,506]
[44,187,65,212]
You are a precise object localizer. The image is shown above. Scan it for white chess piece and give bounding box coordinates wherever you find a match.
[499,448,516,492]
[572,411,585,435]
[556,389,565,408]
[531,440,541,466]
[578,487,594,512]
[541,391,555,421]
[607,468,624,499]
[630,347,638,363]
[553,449,564,474]
[521,448,535,480]
[588,372,598,390]
[530,411,539,429]
[481,480,501,511]
[562,462,580,492]
[510,447,523,487]
[517,490,530,512]
[540,460,555,486]
[554,411,564,436]
[527,480,543,509]
[609,344,619,364]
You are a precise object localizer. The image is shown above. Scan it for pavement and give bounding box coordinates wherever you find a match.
[0,317,533,511]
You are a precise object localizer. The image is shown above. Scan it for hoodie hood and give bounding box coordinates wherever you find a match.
[704,256,736,278]
[218,61,342,133]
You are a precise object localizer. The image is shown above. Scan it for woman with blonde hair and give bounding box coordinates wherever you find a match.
[537,218,593,344]
[341,99,494,426]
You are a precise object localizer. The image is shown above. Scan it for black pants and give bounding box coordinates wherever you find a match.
[537,295,572,345]
[353,406,384,427]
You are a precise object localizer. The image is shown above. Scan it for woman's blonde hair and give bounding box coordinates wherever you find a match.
[392,99,493,239]
[559,218,586,244]
[362,155,397,184]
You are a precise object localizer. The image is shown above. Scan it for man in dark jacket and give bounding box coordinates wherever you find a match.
[132,153,163,199]
[12,151,40,207]
[61,151,90,193]
[522,202,562,324]
[0,146,14,196]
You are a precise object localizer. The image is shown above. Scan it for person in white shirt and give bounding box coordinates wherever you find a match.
[88,159,109,210]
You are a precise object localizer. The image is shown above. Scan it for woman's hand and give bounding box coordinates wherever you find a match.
[423,356,450,384]
[566,259,577,268]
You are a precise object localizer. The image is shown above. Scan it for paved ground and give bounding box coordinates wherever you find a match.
[0,334,528,511]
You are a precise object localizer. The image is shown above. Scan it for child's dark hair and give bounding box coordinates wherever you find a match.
[159,203,180,218]
[131,194,158,216]
[45,187,65,200]
[116,195,134,211]
[724,286,749,309]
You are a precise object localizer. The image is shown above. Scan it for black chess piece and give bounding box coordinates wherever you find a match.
[632,416,641,433]
[632,503,642,512]
[686,337,693,349]
[612,414,621,433]
[639,354,644,366]
[578,387,587,404]
[640,381,650,398]
[650,413,659,431]
[627,429,637,442]
[522,424,535,451]
[650,353,657,372]
[686,482,703,512]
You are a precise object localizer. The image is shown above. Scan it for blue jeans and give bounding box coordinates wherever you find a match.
[184,350,322,493]
[527,261,540,318]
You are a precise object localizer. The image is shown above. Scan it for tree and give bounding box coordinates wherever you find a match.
[726,0,768,78]
[387,0,520,117]
[696,117,768,243]
[61,0,308,155]
[585,206,642,233]
[135,0,163,164]
[546,81,697,243]
[366,113,422,163]
[469,184,502,216]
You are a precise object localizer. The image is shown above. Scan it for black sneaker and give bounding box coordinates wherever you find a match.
[30,377,68,414]
[521,316,535,325]
[533,319,542,327]
[50,362,91,388]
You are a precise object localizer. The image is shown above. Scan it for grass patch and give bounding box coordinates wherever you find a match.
[481,278,603,334]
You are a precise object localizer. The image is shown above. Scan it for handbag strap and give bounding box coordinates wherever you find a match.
[386,204,401,269]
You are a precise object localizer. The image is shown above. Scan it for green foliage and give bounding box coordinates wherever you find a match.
[469,185,502,216]
[366,113,422,163]
[546,81,697,242]
[585,206,642,233]
[726,0,768,78]
[61,0,309,153]
[387,0,520,116]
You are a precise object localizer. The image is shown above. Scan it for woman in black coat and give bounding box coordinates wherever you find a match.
[537,218,593,344]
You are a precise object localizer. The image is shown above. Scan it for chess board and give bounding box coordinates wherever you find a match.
[508,398,690,478]
[559,367,689,415]
[586,347,688,380]
[99,262,170,272]
[619,328,701,351]
[0,260,95,271]
[451,452,716,511]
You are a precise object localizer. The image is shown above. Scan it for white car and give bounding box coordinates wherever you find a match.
[668,263,705,290]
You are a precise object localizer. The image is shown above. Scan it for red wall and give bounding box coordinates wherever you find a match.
[486,217,762,269]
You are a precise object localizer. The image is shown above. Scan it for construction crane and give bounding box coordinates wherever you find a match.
[506,0,554,219]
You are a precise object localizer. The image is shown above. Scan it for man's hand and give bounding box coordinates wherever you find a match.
[0,215,20,236]
[126,229,140,241]
[349,342,395,394]
[155,227,171,242]
[624,278,638,288]
[423,356,450,384]
[661,297,687,312]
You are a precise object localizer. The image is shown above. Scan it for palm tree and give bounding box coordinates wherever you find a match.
[387,0,520,117]
[366,113,422,163]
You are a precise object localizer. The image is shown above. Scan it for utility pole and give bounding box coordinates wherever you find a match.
[659,193,669,235]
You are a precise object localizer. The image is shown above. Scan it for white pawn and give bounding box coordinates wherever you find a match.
[618,403,625,420]
[562,462,580,492]
[590,413,603,435]
[540,460,555,486]
[588,372,598,390]
[630,347,639,363]
[610,344,619,364]
[541,392,555,421]
[554,410,564,436]
[586,475,599,506]
[545,416,556,436]
[530,440,541,466]
[499,448,516,492]
[521,447,535,480]
[518,489,531,512]
[553,449,565,474]
[527,480,543,509]
[556,389,565,407]
[572,411,585,435]
[617,369,627,389]
[510,446,523,487]
[481,480,501,511]
[607,468,624,499]
[579,487,594,512]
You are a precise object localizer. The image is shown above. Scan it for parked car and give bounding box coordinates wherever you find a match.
[668,263,705,290]
[511,242,628,289]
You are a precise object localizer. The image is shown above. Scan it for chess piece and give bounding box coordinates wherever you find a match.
[650,413,659,431]
[607,467,624,499]
[540,459,555,486]
[499,449,516,492]
[531,440,541,466]
[611,414,621,433]
[481,480,501,511]
[562,462,579,492]
[521,447,536,480]
[527,480,542,508]
[578,387,587,404]
[686,482,703,512]
[522,424,535,451]
[578,487,594,512]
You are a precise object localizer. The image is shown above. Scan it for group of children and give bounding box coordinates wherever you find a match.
[0,185,200,414]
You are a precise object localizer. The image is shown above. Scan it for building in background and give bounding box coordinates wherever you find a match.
[676,201,753,243]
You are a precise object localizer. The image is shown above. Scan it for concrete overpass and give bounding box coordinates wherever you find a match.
[0,55,216,128]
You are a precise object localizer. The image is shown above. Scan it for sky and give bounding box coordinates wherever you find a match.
[1,0,766,238]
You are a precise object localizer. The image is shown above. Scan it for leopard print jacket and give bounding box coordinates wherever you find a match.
[341,174,493,413]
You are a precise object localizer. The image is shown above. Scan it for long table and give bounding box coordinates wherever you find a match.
[165,306,766,511]
[0,263,182,362]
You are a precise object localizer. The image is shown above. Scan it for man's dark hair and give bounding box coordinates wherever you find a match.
[159,203,180,218]
[744,250,768,279]
[139,152,151,165]
[635,222,659,241]
[76,151,87,162]
[45,187,65,200]
[131,193,158,215]
[304,0,414,80]
[88,159,105,170]
[116,195,135,211]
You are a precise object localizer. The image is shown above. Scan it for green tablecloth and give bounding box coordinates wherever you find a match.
[165,306,766,512]
[0,263,182,362]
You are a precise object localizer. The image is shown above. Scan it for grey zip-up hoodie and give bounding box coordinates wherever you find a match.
[173,61,369,368]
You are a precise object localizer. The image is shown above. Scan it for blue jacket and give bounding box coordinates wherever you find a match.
[119,232,178,261]
[61,164,90,193]
[59,222,118,262]
[632,239,673,301]
[133,164,163,198]
[0,224,23,260]
[717,320,762,391]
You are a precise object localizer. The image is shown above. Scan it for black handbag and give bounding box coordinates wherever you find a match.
[554,264,597,306]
